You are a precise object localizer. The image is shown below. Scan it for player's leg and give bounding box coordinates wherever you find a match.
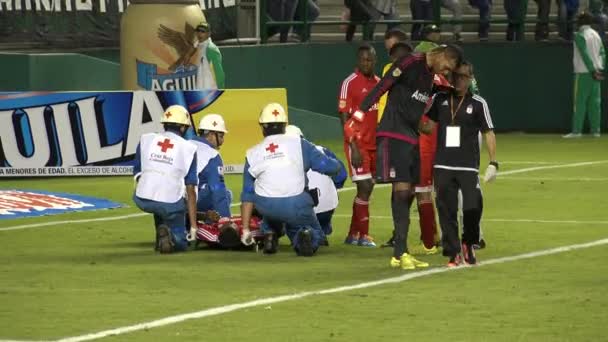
[344,144,374,245]
[434,168,461,266]
[415,150,438,253]
[356,148,376,247]
[386,140,428,269]
[588,76,602,136]
[391,182,414,258]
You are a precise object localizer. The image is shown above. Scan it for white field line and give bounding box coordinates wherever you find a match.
[500,176,608,181]
[501,161,562,165]
[2,237,606,342]
[333,214,608,225]
[497,160,608,176]
[1,160,606,232]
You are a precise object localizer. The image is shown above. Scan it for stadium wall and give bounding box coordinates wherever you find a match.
[0,42,605,133]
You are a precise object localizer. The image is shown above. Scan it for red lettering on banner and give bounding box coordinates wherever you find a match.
[0,191,92,215]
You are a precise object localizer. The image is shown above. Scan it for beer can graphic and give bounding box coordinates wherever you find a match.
[121,0,206,90]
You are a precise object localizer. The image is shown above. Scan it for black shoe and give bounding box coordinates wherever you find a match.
[381,236,395,248]
[474,238,486,250]
[321,237,329,246]
[461,242,476,265]
[263,233,278,254]
[156,224,174,254]
[296,229,314,257]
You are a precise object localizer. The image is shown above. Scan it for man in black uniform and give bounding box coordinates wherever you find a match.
[420,61,497,267]
[344,44,463,270]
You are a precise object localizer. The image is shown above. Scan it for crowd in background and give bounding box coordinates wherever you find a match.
[265,0,608,43]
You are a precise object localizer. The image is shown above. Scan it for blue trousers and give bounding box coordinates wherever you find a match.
[316,209,335,236]
[133,195,188,251]
[196,188,233,214]
[253,192,325,254]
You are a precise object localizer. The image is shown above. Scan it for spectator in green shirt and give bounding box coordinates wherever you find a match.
[195,22,225,89]
[564,12,605,138]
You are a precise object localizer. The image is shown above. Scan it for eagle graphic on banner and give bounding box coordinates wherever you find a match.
[157,23,198,72]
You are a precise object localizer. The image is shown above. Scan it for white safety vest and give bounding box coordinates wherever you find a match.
[307,171,338,213]
[308,146,339,213]
[135,131,197,203]
[246,134,305,198]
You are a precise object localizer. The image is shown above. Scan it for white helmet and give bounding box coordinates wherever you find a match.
[259,103,288,124]
[285,125,304,137]
[198,114,228,133]
[161,105,191,126]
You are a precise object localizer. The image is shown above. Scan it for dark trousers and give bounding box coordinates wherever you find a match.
[593,12,608,43]
[434,168,482,258]
[504,0,527,41]
[266,0,298,42]
[293,0,320,40]
[410,0,433,41]
[469,0,492,39]
[534,0,579,40]
[316,209,335,235]
[345,0,376,41]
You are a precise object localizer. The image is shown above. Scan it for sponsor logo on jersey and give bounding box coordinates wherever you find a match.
[411,90,431,103]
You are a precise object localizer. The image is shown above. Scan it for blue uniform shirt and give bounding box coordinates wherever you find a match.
[189,136,231,217]
[320,147,347,189]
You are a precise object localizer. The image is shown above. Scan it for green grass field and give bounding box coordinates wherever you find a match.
[1,134,607,342]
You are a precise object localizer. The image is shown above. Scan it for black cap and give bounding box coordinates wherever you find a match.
[422,24,441,36]
[577,12,594,26]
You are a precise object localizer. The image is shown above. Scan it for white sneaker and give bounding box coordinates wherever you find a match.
[562,133,582,138]
[593,133,601,138]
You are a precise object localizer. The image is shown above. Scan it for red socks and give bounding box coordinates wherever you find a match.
[418,199,437,249]
[350,197,369,236]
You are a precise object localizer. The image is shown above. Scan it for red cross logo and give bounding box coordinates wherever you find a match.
[272,109,280,117]
[165,112,172,118]
[212,121,217,126]
[157,138,174,153]
[265,143,279,153]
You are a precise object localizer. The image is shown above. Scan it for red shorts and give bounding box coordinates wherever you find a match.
[415,150,435,192]
[344,142,376,181]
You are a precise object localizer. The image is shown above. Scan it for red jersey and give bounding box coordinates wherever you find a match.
[338,70,379,150]
[196,215,263,244]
